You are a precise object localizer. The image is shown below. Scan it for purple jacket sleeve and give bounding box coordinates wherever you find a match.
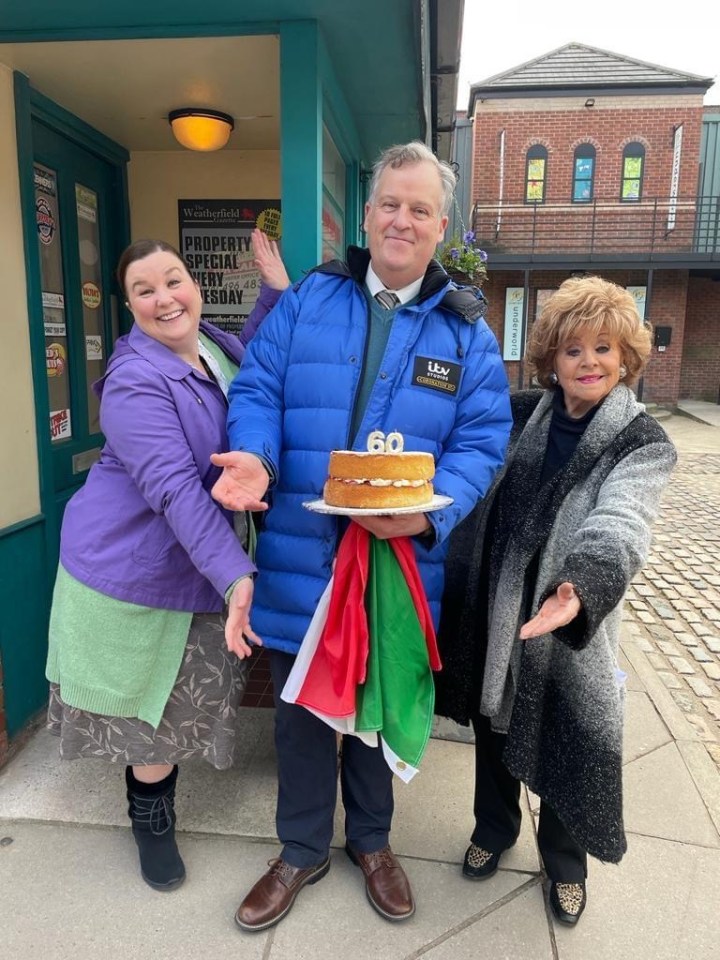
[99,363,256,597]
[239,284,284,347]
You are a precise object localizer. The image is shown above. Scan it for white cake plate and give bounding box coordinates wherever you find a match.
[302,493,453,517]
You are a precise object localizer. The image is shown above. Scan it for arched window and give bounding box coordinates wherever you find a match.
[621,142,645,201]
[525,145,547,203]
[572,144,596,202]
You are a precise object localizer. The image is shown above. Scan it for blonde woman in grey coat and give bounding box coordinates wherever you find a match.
[436,276,676,927]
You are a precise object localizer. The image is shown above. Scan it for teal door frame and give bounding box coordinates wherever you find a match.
[280,21,365,278]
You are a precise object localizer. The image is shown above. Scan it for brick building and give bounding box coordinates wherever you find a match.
[463,43,719,404]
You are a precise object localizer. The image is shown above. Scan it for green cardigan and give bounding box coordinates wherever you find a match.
[46,564,192,728]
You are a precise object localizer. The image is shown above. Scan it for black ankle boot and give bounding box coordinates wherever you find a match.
[126,765,186,891]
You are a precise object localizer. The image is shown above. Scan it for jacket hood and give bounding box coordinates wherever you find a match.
[312,245,488,323]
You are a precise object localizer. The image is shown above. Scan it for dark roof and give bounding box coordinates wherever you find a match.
[469,42,714,109]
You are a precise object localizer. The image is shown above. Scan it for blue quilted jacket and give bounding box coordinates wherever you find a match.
[227,247,512,653]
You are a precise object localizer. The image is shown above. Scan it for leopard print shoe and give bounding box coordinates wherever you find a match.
[462,843,501,880]
[549,880,587,925]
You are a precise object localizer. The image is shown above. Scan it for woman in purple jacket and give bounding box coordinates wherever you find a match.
[45,231,288,892]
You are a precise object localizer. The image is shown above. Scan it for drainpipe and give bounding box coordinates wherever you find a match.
[497,129,505,238]
[637,268,654,403]
[518,268,530,390]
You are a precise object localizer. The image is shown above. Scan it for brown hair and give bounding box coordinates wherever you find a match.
[116,239,188,298]
[526,276,652,387]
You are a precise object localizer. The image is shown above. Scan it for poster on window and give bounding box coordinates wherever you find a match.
[178,199,282,336]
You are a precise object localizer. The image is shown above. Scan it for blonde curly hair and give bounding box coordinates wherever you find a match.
[526,276,652,388]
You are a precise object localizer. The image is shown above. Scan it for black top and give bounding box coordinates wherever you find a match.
[540,388,601,485]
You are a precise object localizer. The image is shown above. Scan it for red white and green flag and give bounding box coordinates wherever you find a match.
[281,524,441,782]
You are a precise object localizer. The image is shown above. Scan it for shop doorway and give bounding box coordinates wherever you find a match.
[31,117,127,544]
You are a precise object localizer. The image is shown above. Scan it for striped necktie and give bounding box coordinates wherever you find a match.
[374,289,400,310]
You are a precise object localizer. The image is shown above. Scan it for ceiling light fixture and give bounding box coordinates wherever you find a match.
[168,108,235,152]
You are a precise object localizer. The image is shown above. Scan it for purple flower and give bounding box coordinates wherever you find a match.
[478,249,488,262]
[463,230,475,244]
[450,247,460,260]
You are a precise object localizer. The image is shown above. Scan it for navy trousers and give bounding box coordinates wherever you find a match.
[269,650,395,869]
[470,711,587,882]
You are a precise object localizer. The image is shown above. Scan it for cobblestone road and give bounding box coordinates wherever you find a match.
[624,416,720,771]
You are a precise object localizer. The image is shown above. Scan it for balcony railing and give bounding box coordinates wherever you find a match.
[471,194,720,260]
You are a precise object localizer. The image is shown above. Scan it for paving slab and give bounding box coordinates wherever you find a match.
[622,691,672,764]
[623,741,720,847]
[422,882,553,960]
[618,648,643,692]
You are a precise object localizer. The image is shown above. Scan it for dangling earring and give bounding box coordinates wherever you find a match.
[549,371,559,385]
[619,365,627,380]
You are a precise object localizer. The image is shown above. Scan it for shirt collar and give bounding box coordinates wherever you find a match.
[365,262,423,305]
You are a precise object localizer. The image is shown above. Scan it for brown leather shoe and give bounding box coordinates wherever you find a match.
[234,856,330,932]
[345,844,415,921]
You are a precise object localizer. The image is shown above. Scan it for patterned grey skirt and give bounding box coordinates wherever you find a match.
[47,613,249,770]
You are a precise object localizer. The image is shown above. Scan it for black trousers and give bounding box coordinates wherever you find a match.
[269,650,395,869]
[470,711,587,882]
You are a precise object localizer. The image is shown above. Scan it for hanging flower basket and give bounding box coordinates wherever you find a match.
[436,231,488,287]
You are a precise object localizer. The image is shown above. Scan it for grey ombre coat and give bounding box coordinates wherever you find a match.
[436,385,676,862]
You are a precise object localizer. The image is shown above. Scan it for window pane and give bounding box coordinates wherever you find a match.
[575,157,593,179]
[573,181,592,202]
[76,184,105,434]
[527,179,544,202]
[622,180,641,200]
[621,151,643,201]
[624,157,642,179]
[528,159,545,181]
[322,127,346,262]
[35,164,73,443]
[526,158,545,202]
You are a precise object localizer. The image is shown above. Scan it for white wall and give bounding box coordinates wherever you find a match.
[127,150,281,246]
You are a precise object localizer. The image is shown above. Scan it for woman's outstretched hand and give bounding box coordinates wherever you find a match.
[519,581,581,639]
[252,228,290,291]
[225,576,263,658]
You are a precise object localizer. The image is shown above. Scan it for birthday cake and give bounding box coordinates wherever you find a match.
[323,431,434,509]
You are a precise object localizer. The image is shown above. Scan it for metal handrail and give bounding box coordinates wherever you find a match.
[470,194,720,257]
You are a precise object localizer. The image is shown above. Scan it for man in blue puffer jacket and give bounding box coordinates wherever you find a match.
[212,141,512,932]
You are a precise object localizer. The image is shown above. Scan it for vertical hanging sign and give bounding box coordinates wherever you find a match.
[667,125,683,232]
[503,288,525,361]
